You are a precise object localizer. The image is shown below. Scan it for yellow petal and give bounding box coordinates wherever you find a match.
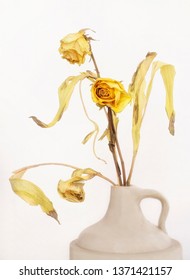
[58,177,85,202]
[10,171,59,223]
[30,72,93,128]
[58,168,98,202]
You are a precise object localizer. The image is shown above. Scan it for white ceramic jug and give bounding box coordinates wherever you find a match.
[70,186,182,259]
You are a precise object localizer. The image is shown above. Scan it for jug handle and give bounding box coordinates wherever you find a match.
[139,189,169,233]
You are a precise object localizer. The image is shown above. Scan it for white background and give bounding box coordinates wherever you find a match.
[0,0,189,260]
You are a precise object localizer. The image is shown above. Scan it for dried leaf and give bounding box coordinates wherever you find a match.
[31,72,94,128]
[160,64,175,135]
[98,128,109,141]
[10,170,59,223]
[82,130,95,144]
[132,80,146,153]
[79,79,106,163]
[130,54,176,155]
[129,52,157,94]
[145,61,175,135]
[72,168,98,180]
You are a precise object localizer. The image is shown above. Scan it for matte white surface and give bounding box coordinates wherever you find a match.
[70,186,182,259]
[0,0,190,259]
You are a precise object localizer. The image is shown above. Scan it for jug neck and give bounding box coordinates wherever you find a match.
[105,185,142,222]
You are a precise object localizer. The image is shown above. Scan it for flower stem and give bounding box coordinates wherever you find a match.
[91,52,101,78]
[89,42,101,78]
[126,151,137,186]
[107,108,123,186]
[115,137,127,185]
[13,162,115,186]
[89,42,125,186]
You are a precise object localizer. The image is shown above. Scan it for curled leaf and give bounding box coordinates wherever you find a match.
[82,130,96,144]
[30,72,95,128]
[132,80,146,153]
[160,64,175,135]
[98,128,109,141]
[10,170,59,223]
[129,52,157,94]
[130,53,176,154]
[127,54,176,186]
[79,79,107,164]
[72,168,98,180]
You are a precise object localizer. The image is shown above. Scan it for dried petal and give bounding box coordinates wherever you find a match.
[59,29,91,65]
[58,168,98,202]
[58,177,85,202]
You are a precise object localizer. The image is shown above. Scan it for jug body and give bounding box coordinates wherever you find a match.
[70,186,182,259]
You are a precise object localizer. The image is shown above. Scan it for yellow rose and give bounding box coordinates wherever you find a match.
[91,78,131,113]
[59,29,91,65]
[58,177,85,202]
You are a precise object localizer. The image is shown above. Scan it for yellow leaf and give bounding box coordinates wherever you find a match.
[79,79,107,163]
[82,130,95,144]
[160,64,175,135]
[130,54,176,155]
[10,171,59,223]
[30,72,94,128]
[145,61,175,135]
[72,168,98,180]
[129,52,157,94]
[127,54,176,186]
[98,128,109,141]
[132,80,146,153]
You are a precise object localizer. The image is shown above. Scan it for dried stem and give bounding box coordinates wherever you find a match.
[126,151,137,186]
[13,162,116,186]
[89,41,127,186]
[90,49,101,78]
[107,108,122,185]
[115,137,127,185]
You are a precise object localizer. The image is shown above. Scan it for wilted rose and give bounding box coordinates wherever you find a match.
[59,29,91,65]
[91,78,131,113]
[58,177,85,202]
